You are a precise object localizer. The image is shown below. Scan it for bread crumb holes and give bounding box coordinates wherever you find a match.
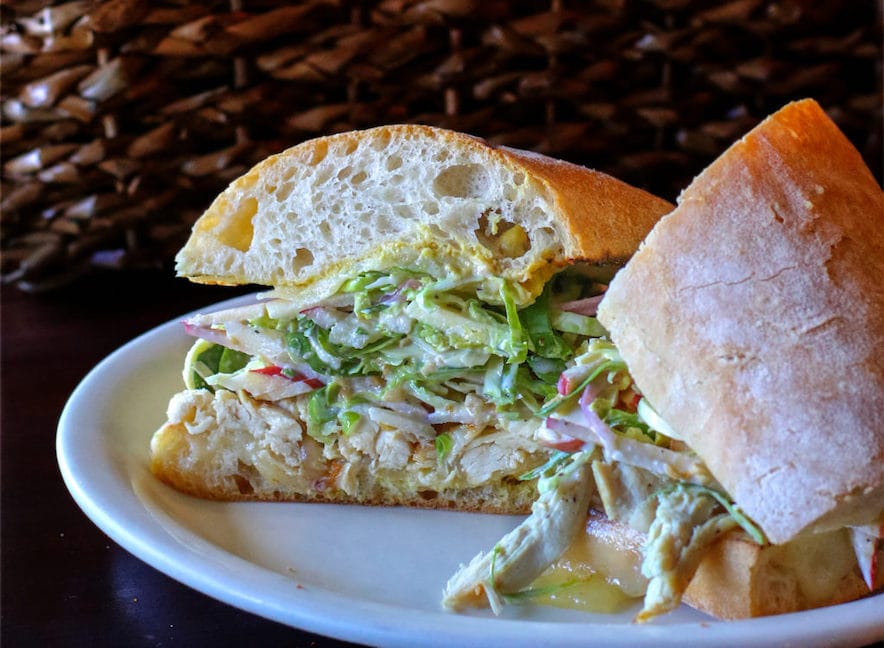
[433,164,490,199]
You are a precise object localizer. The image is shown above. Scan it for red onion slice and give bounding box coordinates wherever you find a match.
[379,279,421,305]
[578,388,619,454]
[544,417,595,448]
[537,423,586,452]
[557,364,591,395]
[183,321,229,346]
[556,294,604,316]
[850,523,883,590]
[545,390,711,484]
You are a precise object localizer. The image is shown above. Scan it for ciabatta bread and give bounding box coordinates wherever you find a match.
[176,124,672,305]
[598,99,884,545]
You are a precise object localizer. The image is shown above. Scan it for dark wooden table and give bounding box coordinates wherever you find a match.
[1,271,361,647]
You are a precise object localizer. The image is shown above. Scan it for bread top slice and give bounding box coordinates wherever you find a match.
[598,99,884,545]
[176,124,672,306]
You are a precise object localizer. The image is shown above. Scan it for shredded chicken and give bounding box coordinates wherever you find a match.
[442,460,594,613]
[636,486,737,622]
[592,460,667,533]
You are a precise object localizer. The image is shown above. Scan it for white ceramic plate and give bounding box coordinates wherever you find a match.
[58,294,884,647]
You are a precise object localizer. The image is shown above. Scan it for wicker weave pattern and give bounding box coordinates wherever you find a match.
[1,0,881,291]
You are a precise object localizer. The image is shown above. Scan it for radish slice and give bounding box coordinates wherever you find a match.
[850,524,882,590]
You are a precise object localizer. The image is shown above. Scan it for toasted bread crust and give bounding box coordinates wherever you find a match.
[682,530,878,619]
[497,143,674,266]
[598,99,884,544]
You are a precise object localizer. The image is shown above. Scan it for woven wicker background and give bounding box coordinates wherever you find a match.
[2,0,881,292]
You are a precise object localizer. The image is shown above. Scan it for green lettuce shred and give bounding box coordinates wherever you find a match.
[604,408,655,441]
[660,483,768,545]
[550,311,607,337]
[500,282,528,364]
[435,433,454,461]
[188,342,250,391]
[519,284,571,360]
[306,384,340,441]
[518,450,572,481]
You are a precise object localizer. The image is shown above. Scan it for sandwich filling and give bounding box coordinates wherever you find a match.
[162,266,880,621]
[167,267,610,507]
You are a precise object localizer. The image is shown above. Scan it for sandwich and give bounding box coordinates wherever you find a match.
[441,99,884,621]
[149,124,673,515]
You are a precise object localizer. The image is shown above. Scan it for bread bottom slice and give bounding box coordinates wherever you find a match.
[683,525,878,618]
[553,510,882,619]
[150,388,546,514]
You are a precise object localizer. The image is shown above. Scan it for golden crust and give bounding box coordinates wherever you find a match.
[495,143,675,265]
[598,99,884,544]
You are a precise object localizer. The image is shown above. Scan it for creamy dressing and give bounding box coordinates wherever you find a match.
[528,511,646,613]
[526,572,635,613]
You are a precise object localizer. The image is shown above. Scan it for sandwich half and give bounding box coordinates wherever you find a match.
[441,99,884,620]
[149,124,673,514]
